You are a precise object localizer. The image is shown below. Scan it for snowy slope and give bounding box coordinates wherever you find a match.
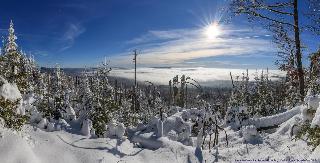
[193,124,319,163]
[1,122,319,163]
[0,125,204,163]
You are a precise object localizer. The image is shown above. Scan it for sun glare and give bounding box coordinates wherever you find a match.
[204,22,221,39]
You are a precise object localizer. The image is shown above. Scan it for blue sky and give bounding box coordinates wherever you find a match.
[0,0,318,69]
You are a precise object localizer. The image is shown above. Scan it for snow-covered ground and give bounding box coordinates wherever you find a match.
[1,117,319,163]
[0,124,205,163]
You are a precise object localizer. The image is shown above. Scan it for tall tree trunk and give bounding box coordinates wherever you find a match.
[293,0,305,99]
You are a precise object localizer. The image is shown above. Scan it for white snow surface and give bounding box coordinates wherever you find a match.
[0,125,206,163]
[0,118,320,163]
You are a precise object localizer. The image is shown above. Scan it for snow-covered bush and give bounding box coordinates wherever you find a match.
[241,125,258,143]
[306,95,320,110]
[307,50,320,96]
[57,118,70,130]
[301,107,316,122]
[163,116,185,136]
[167,130,178,141]
[37,118,48,129]
[189,108,199,122]
[0,117,5,128]
[0,77,22,101]
[30,108,42,124]
[0,77,27,130]
[296,123,320,149]
[181,110,190,121]
[301,94,320,123]
[295,94,320,149]
[168,106,180,116]
[47,122,55,132]
[65,105,76,121]
[136,122,147,132]
[105,120,126,139]
[227,70,287,129]
[105,121,116,137]
[225,106,248,129]
[311,107,320,128]
[81,119,93,136]
[193,99,228,150]
[90,101,119,137]
[116,123,125,138]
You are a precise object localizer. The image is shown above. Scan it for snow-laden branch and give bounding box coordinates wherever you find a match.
[244,105,304,128]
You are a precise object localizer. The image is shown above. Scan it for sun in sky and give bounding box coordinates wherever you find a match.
[204,22,221,39]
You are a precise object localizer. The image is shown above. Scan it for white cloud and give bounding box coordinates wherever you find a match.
[60,23,85,52]
[109,67,285,86]
[29,50,49,57]
[109,25,275,67]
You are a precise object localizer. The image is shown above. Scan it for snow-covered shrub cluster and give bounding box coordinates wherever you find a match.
[103,120,125,138]
[241,125,259,143]
[295,91,320,149]
[226,70,288,129]
[81,119,93,136]
[0,76,27,130]
[36,117,70,132]
[144,98,228,150]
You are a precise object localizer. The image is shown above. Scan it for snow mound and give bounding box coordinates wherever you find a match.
[309,145,320,160]
[115,122,125,138]
[0,129,40,163]
[246,105,302,128]
[65,105,76,121]
[156,119,163,137]
[301,106,315,122]
[37,118,48,129]
[311,105,320,128]
[81,119,93,136]
[276,115,301,136]
[305,95,320,110]
[163,115,185,135]
[47,122,55,132]
[106,121,116,137]
[241,125,259,143]
[105,121,126,139]
[0,77,22,102]
[181,110,190,121]
[0,117,5,128]
[132,132,164,149]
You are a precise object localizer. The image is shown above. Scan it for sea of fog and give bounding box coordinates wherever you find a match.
[109,67,285,87]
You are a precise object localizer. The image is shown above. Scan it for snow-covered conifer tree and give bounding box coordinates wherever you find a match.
[0,20,31,94]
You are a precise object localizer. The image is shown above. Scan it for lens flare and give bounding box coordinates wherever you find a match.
[204,22,221,39]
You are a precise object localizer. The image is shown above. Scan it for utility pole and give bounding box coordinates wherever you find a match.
[132,49,138,124]
[133,49,138,87]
